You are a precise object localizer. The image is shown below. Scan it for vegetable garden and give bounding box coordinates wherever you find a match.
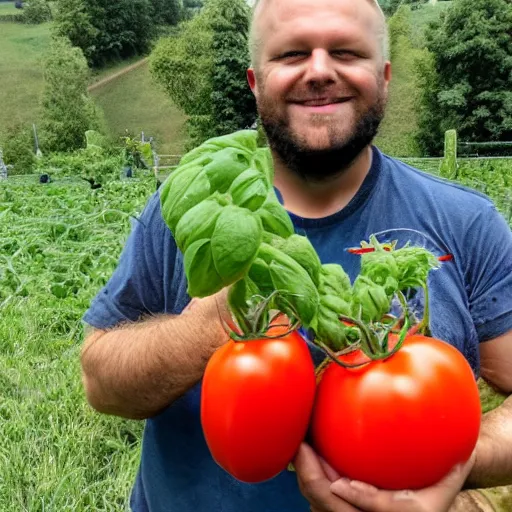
[0,145,510,509]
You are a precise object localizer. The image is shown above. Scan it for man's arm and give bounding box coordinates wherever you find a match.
[464,329,512,489]
[81,294,228,420]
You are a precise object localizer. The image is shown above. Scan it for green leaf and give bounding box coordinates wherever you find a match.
[210,205,263,286]
[184,238,224,297]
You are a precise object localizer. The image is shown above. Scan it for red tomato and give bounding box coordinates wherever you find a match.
[201,324,316,483]
[310,335,481,490]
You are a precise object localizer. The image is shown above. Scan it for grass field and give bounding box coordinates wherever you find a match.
[0,1,18,14]
[0,21,187,155]
[0,21,51,140]
[90,61,189,155]
[410,1,453,47]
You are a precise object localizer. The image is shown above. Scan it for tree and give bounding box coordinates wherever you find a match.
[150,0,182,25]
[416,0,512,155]
[209,0,257,136]
[54,0,156,67]
[150,0,257,146]
[40,37,104,152]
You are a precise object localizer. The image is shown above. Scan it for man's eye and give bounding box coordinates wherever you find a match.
[278,51,308,60]
[331,50,359,59]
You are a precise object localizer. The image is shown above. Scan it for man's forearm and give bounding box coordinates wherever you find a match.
[81,297,227,420]
[465,395,512,489]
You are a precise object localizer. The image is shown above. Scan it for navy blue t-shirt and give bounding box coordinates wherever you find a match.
[83,147,512,512]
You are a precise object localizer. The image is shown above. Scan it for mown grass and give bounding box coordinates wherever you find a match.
[90,61,188,155]
[0,1,18,14]
[0,21,51,140]
[0,21,187,155]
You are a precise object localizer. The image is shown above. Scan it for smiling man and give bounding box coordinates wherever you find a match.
[80,1,512,511]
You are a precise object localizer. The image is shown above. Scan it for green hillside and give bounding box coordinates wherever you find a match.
[0,1,452,158]
[375,1,453,157]
[90,61,188,155]
[0,21,51,139]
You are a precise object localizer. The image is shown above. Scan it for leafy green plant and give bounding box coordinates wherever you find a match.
[1,125,36,175]
[40,36,104,153]
[0,175,157,509]
[150,0,256,146]
[23,0,52,24]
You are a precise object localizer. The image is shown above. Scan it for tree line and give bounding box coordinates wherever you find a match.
[3,0,511,171]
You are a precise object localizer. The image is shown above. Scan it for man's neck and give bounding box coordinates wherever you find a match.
[272,146,373,219]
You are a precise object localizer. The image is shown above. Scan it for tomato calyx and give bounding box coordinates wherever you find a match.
[316,313,411,369]
[221,291,302,342]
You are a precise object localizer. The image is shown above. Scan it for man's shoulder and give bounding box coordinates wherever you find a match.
[379,151,496,213]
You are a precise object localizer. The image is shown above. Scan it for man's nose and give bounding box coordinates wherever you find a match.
[304,49,336,85]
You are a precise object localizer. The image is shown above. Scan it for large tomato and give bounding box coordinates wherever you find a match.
[201,323,316,483]
[310,335,481,490]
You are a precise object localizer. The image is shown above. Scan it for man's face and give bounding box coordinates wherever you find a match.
[248,0,391,180]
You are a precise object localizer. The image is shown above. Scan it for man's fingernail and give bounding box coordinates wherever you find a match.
[349,480,378,495]
[393,490,415,501]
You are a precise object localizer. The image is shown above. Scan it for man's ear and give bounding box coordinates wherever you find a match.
[247,68,258,98]
[383,61,392,97]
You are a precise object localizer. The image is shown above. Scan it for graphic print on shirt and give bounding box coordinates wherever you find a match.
[346,228,454,329]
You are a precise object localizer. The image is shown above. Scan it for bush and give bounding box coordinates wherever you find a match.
[34,147,124,184]
[24,0,52,24]
[40,37,104,153]
[2,125,36,175]
[0,13,25,23]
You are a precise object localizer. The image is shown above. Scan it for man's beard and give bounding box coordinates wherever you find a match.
[259,96,386,183]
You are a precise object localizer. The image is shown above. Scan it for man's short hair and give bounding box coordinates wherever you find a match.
[249,0,390,69]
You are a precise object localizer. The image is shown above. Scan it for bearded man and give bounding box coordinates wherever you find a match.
[81,1,512,511]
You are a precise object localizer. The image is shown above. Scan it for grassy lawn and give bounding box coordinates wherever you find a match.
[0,21,52,140]
[90,61,188,155]
[88,56,146,86]
[0,1,18,14]
[0,20,187,155]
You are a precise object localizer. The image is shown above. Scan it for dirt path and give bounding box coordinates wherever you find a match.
[87,57,149,92]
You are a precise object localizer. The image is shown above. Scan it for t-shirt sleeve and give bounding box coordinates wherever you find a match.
[466,204,512,342]
[83,191,178,330]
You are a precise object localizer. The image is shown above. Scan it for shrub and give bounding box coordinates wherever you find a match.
[2,125,36,175]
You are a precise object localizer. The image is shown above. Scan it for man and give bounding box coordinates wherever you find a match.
[81,0,512,510]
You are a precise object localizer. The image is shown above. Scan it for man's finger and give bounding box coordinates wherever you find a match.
[319,457,342,482]
[293,443,326,484]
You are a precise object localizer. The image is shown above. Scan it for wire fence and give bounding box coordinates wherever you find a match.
[401,156,512,225]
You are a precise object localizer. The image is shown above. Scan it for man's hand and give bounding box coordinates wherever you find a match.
[294,443,476,512]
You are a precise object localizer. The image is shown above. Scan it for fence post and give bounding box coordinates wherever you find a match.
[0,149,7,180]
[439,129,458,179]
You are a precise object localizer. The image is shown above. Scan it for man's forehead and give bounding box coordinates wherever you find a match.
[254,0,382,43]
[253,0,383,15]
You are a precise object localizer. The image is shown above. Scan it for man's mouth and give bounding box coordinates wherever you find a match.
[294,97,352,107]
